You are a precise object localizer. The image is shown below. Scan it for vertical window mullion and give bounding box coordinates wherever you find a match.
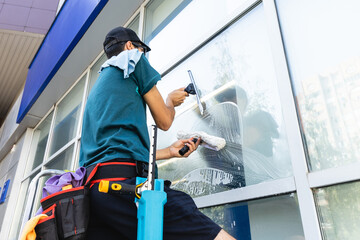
[76,70,90,139]
[70,140,78,171]
[139,3,146,41]
[263,0,321,239]
[72,70,90,171]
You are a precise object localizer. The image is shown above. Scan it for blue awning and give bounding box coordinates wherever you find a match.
[17,0,108,123]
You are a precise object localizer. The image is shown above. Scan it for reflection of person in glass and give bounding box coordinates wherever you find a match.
[243,110,279,157]
[201,84,281,188]
[214,84,279,157]
[193,85,248,192]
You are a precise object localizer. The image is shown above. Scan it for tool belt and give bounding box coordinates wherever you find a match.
[85,158,149,183]
[34,159,147,240]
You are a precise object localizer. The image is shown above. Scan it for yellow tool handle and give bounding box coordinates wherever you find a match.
[98,180,110,193]
[98,180,136,196]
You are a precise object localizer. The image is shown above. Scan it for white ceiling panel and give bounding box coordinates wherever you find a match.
[0,29,43,125]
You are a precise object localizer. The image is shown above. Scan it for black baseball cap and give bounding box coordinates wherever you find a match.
[103,26,151,52]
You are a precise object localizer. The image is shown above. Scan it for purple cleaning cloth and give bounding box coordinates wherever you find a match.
[36,167,86,215]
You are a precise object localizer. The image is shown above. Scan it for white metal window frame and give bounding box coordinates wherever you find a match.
[17,0,360,239]
[19,72,89,217]
[22,69,88,181]
[142,1,321,239]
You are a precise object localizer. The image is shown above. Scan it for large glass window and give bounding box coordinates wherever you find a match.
[156,4,292,197]
[45,145,75,171]
[89,53,107,90]
[201,194,304,239]
[49,77,85,155]
[276,0,360,171]
[25,112,53,175]
[314,182,360,239]
[130,15,140,36]
[145,0,247,71]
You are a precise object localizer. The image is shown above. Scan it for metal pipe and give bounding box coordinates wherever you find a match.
[20,169,65,235]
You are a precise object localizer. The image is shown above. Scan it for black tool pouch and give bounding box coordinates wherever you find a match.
[36,187,90,240]
[35,168,96,240]
[35,204,59,240]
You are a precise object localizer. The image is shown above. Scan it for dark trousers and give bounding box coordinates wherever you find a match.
[87,177,221,240]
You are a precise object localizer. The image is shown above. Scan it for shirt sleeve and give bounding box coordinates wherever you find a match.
[132,54,161,96]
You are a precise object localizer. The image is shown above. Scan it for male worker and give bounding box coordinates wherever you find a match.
[79,26,236,240]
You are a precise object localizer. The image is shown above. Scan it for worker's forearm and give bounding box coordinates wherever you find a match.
[166,96,176,115]
[165,104,175,122]
[156,147,172,160]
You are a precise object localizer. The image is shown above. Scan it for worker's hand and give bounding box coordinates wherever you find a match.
[169,138,201,158]
[166,87,189,107]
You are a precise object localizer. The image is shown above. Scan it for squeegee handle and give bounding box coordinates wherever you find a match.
[179,138,198,156]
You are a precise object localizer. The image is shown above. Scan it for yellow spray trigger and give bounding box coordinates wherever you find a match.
[98,180,109,193]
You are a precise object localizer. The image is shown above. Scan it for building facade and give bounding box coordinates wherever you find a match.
[0,0,360,239]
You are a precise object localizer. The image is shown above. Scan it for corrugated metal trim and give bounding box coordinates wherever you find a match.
[0,29,43,125]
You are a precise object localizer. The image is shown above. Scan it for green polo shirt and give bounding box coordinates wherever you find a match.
[79,54,160,167]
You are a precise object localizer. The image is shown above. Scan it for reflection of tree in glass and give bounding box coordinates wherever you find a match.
[200,206,226,230]
[210,35,271,114]
[212,37,238,86]
[315,183,360,239]
[301,96,340,171]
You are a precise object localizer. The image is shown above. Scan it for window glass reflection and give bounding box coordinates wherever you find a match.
[46,144,74,171]
[276,0,360,171]
[89,53,107,90]
[49,77,85,155]
[25,112,53,175]
[156,4,292,197]
[9,174,36,239]
[129,15,140,36]
[314,182,360,239]
[145,0,247,71]
[201,194,304,240]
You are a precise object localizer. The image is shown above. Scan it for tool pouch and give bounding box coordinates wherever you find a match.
[35,204,59,240]
[35,167,97,240]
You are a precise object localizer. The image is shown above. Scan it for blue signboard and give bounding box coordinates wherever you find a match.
[0,179,10,204]
[17,0,108,123]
